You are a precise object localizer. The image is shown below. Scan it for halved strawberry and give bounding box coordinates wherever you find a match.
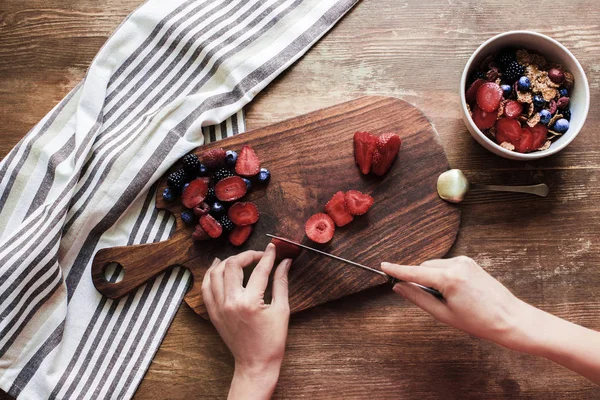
[476,82,503,112]
[229,225,253,246]
[192,202,210,217]
[199,214,222,238]
[495,118,522,147]
[228,202,259,226]
[344,190,374,216]
[466,78,487,105]
[271,238,302,260]
[305,213,335,244]
[371,133,402,177]
[504,100,523,119]
[201,148,226,168]
[214,176,247,202]
[353,131,378,175]
[324,191,354,227]
[181,178,209,209]
[515,128,534,153]
[471,107,497,130]
[235,145,260,177]
[192,224,211,241]
[530,123,548,150]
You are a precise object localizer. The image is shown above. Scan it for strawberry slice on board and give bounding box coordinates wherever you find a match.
[471,107,497,130]
[199,214,223,239]
[229,225,253,247]
[181,178,209,209]
[235,145,261,177]
[504,100,523,119]
[305,213,335,244]
[495,118,522,148]
[476,82,503,113]
[371,133,402,177]
[228,202,260,226]
[214,176,247,202]
[201,148,226,169]
[271,238,302,260]
[344,190,374,216]
[466,78,487,105]
[353,131,378,175]
[324,191,354,227]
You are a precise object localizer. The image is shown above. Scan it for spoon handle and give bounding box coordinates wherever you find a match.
[470,183,549,197]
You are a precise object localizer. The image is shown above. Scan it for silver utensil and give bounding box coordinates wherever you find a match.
[437,169,549,203]
[266,234,444,300]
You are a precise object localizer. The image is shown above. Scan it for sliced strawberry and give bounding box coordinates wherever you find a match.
[466,78,487,105]
[192,224,211,241]
[228,202,259,226]
[476,82,503,112]
[504,100,523,119]
[271,238,302,260]
[344,190,374,216]
[192,202,210,217]
[201,148,226,168]
[371,133,402,177]
[305,213,335,244]
[324,191,354,227]
[495,118,522,147]
[515,128,534,153]
[353,131,378,175]
[530,123,548,150]
[199,214,222,238]
[235,145,260,177]
[229,225,253,246]
[181,178,209,209]
[471,107,497,130]
[214,176,247,202]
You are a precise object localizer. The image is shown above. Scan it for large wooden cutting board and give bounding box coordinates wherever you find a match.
[91,96,460,317]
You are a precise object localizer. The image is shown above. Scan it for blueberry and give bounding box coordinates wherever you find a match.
[162,187,175,202]
[533,95,545,108]
[539,109,552,125]
[257,168,271,184]
[553,118,569,133]
[562,109,571,121]
[501,84,512,98]
[225,150,238,166]
[197,163,208,176]
[242,178,252,191]
[211,201,225,216]
[182,183,190,192]
[559,88,569,97]
[517,76,531,91]
[181,210,195,225]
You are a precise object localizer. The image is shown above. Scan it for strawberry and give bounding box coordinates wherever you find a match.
[214,176,247,202]
[466,78,487,105]
[228,202,259,226]
[353,131,378,175]
[181,178,209,209]
[201,148,226,168]
[235,145,260,177]
[192,224,211,241]
[229,225,253,246]
[504,100,523,119]
[192,202,210,217]
[324,191,354,227]
[344,190,374,216]
[199,214,222,238]
[271,238,302,260]
[471,106,497,130]
[495,118,522,147]
[515,128,534,153]
[476,82,503,113]
[530,123,548,150]
[371,133,401,177]
[305,213,335,244]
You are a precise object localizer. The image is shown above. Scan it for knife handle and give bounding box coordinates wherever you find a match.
[388,277,445,301]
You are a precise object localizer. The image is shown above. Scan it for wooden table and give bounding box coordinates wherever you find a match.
[1,0,599,398]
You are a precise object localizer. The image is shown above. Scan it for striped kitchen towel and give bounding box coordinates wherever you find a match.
[0,0,357,398]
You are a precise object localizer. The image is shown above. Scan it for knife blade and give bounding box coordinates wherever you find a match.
[266,234,444,300]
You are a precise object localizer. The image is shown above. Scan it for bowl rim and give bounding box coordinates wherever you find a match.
[460,30,590,160]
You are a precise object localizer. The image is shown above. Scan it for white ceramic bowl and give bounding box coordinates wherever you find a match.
[460,31,590,160]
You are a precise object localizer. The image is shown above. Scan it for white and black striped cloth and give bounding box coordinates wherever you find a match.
[0,0,356,398]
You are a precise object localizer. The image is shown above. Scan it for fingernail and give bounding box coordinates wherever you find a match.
[266,243,275,250]
[392,283,405,297]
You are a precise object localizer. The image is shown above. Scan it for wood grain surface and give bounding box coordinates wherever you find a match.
[91,96,460,317]
[2,0,600,399]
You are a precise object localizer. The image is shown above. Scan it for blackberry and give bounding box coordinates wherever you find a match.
[562,109,571,121]
[182,153,201,176]
[219,215,235,232]
[207,187,216,202]
[167,169,186,190]
[472,71,486,81]
[503,61,525,83]
[497,50,516,67]
[213,167,234,182]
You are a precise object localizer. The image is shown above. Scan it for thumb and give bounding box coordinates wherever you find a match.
[271,258,292,309]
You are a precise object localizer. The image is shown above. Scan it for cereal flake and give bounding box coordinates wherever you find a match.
[500,142,515,151]
[549,113,563,127]
[527,113,541,127]
[538,140,552,151]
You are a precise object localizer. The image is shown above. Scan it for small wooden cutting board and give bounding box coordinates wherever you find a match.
[91,96,460,318]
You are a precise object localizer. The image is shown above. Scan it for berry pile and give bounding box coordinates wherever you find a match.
[162,145,269,246]
[466,48,574,153]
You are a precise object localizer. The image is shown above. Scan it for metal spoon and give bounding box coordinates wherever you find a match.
[437,169,549,203]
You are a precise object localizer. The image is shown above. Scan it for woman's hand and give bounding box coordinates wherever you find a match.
[202,243,293,399]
